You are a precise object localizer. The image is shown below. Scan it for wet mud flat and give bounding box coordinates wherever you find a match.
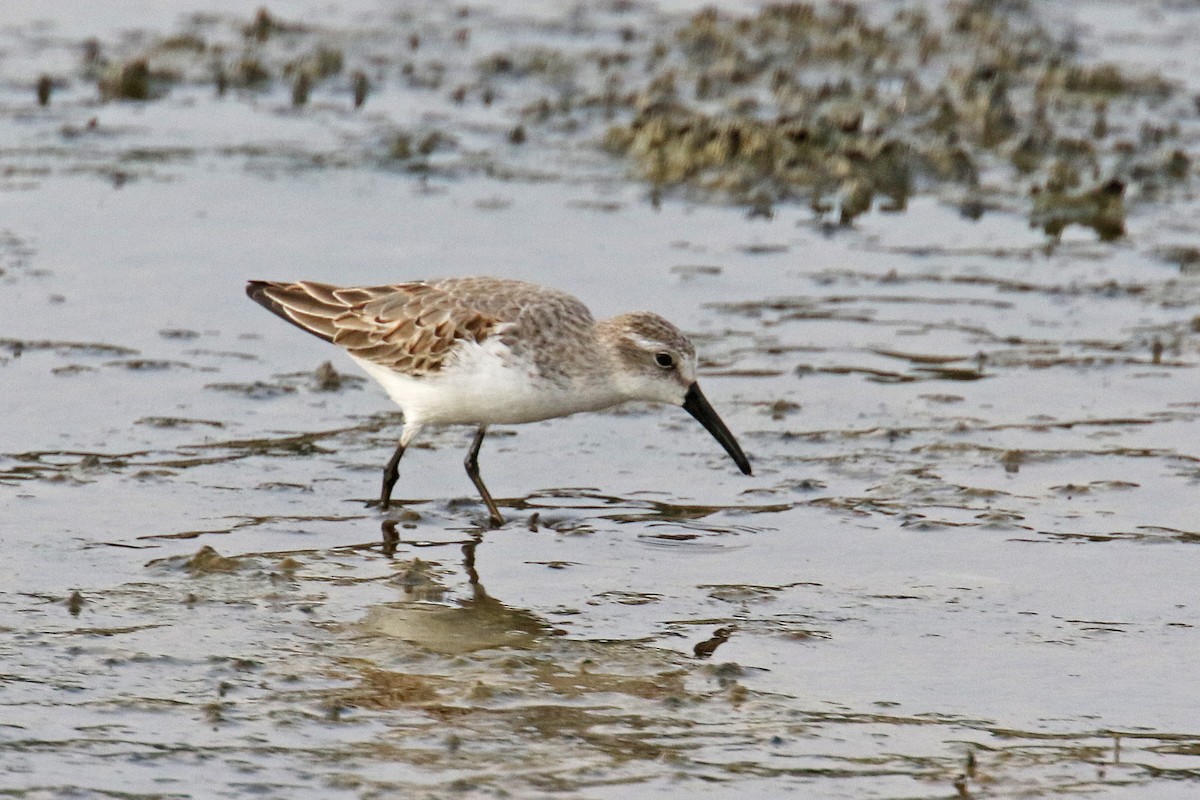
[2,1,1200,797]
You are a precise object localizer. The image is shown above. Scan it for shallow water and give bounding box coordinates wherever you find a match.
[2,1,1200,798]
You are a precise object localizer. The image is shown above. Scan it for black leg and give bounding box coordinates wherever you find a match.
[379,440,405,510]
[464,425,504,527]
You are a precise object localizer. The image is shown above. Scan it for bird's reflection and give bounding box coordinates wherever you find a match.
[380,519,401,558]
[363,520,548,655]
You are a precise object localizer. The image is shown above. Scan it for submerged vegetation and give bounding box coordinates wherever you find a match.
[595,2,1190,235]
[23,2,1195,239]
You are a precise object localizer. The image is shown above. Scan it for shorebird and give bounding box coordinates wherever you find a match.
[245,277,751,526]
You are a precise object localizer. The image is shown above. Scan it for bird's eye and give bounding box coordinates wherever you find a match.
[654,352,675,369]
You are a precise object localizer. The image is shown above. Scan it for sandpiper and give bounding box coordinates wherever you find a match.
[245,277,751,526]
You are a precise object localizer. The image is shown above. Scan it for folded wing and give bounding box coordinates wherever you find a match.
[245,280,498,376]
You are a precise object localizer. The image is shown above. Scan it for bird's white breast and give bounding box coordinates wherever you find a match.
[349,336,624,427]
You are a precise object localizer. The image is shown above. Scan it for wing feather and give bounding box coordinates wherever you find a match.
[245,279,501,375]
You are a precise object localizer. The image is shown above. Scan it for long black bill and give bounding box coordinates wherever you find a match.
[682,383,752,476]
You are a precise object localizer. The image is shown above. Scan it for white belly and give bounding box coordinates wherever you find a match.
[348,342,623,427]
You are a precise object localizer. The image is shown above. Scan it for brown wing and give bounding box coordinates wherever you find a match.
[245,280,499,375]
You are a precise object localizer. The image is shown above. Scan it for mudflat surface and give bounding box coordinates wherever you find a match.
[2,2,1199,797]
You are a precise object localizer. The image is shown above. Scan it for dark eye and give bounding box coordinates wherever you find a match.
[654,352,675,369]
